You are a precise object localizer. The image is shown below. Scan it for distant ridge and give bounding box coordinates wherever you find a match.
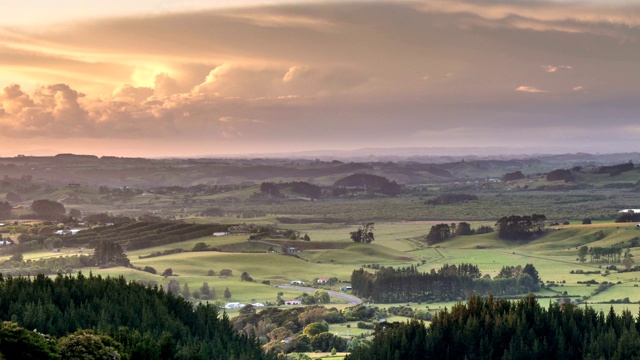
[198,146,640,163]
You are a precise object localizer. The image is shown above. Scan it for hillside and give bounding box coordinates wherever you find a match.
[0,273,274,359]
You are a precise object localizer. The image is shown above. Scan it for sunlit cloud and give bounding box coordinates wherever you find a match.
[541,65,573,73]
[515,86,546,93]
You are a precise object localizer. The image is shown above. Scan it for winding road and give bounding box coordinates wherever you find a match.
[276,285,363,305]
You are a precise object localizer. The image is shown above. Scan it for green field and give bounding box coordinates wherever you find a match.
[8,220,639,319]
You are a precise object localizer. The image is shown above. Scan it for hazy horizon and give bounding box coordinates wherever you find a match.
[1,0,640,157]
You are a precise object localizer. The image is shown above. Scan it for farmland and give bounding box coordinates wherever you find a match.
[2,152,640,357]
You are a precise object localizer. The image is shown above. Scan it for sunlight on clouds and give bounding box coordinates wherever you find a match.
[224,11,337,31]
[541,65,573,73]
[515,86,546,93]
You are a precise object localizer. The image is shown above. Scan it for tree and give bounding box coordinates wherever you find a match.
[206,269,216,276]
[93,241,128,266]
[623,248,635,270]
[314,290,330,304]
[200,282,212,300]
[303,322,329,337]
[522,264,541,285]
[456,222,473,236]
[0,321,59,359]
[578,246,589,263]
[181,283,190,299]
[31,199,66,220]
[241,272,253,282]
[224,287,232,300]
[426,223,451,244]
[162,268,173,277]
[582,218,592,225]
[167,279,180,296]
[58,331,122,360]
[350,222,375,243]
[68,208,82,219]
[220,268,233,277]
[192,242,208,251]
[0,201,12,218]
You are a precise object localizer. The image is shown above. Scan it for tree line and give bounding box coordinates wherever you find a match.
[495,214,546,240]
[350,263,540,303]
[347,294,640,360]
[426,222,494,244]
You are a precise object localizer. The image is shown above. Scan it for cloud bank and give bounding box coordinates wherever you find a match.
[1,0,640,156]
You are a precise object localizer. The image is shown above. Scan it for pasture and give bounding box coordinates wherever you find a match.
[6,220,640,325]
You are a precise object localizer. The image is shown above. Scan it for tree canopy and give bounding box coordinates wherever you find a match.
[346,295,640,360]
[350,222,375,243]
[0,273,273,359]
[31,200,66,220]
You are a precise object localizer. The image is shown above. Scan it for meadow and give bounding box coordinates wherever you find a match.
[27,219,635,323]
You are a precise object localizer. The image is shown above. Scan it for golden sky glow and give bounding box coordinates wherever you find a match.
[1,0,640,157]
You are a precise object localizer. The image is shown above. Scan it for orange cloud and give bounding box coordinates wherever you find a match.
[515,86,546,93]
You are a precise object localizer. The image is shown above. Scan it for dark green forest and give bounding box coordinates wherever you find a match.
[346,295,640,360]
[0,273,274,360]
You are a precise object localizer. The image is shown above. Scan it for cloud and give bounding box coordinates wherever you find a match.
[515,86,546,93]
[111,84,154,103]
[541,65,573,73]
[1,1,640,155]
[0,84,34,115]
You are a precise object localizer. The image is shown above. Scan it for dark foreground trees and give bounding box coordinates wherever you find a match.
[0,273,274,360]
[346,295,640,360]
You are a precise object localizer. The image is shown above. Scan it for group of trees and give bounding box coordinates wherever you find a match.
[92,240,129,266]
[259,181,322,199]
[0,199,69,220]
[425,222,494,244]
[350,222,375,243]
[0,273,273,359]
[351,263,541,303]
[616,211,640,223]
[495,214,546,240]
[31,199,67,220]
[547,168,575,182]
[333,174,402,196]
[346,295,640,360]
[231,305,348,354]
[598,161,634,176]
[579,246,627,264]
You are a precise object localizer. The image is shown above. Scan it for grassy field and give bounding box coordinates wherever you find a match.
[7,220,640,321]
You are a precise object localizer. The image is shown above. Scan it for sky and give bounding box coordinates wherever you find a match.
[1,0,639,158]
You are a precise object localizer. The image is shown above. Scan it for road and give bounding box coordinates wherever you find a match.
[276,285,363,305]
